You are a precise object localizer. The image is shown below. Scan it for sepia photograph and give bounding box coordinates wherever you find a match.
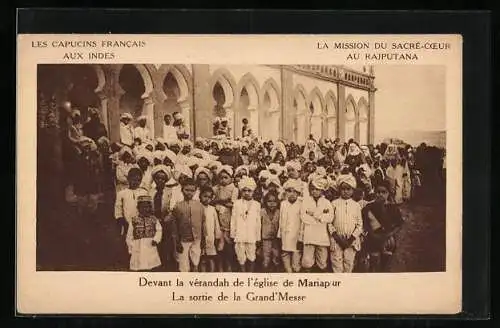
[35,63,446,274]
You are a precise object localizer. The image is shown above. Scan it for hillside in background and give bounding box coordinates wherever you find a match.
[375,130,446,148]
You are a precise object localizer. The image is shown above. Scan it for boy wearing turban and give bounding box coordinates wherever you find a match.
[230,177,261,272]
[300,177,334,272]
[278,179,304,273]
[329,174,363,273]
[213,164,239,272]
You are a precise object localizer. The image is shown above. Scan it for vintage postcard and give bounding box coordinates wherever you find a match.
[17,34,462,314]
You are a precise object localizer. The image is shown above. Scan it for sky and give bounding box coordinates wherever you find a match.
[369,65,446,143]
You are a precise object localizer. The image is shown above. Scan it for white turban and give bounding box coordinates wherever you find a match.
[235,165,249,177]
[153,150,166,162]
[208,160,222,171]
[310,176,328,191]
[186,156,201,168]
[173,112,183,121]
[336,174,357,189]
[194,166,213,180]
[182,139,193,148]
[315,166,327,177]
[238,176,257,191]
[216,165,234,177]
[120,112,133,120]
[265,174,282,188]
[268,163,284,176]
[174,164,193,180]
[283,179,302,193]
[135,151,153,164]
[71,109,81,118]
[163,149,177,164]
[119,146,133,158]
[137,115,147,122]
[258,169,271,181]
[151,165,171,179]
[167,139,181,147]
[285,161,302,172]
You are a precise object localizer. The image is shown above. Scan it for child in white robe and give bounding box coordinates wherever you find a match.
[300,177,334,272]
[230,177,261,272]
[114,168,148,239]
[329,174,363,273]
[126,195,162,271]
[278,179,303,273]
[199,186,223,272]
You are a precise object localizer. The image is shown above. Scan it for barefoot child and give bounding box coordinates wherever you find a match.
[199,186,223,272]
[213,165,239,271]
[126,195,163,271]
[362,180,404,272]
[231,177,261,272]
[260,191,281,272]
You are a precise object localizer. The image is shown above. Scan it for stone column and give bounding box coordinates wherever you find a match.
[368,89,375,144]
[281,67,295,141]
[248,106,259,137]
[102,64,124,143]
[337,82,346,142]
[142,95,155,138]
[97,92,109,133]
[179,100,192,138]
[192,64,213,138]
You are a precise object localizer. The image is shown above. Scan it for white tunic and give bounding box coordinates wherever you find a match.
[331,198,363,251]
[120,122,134,146]
[134,126,151,143]
[277,199,303,252]
[126,218,162,271]
[204,205,222,255]
[114,188,148,223]
[230,199,261,243]
[163,124,178,142]
[300,195,334,246]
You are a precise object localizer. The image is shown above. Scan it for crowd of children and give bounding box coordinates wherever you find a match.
[65,112,444,273]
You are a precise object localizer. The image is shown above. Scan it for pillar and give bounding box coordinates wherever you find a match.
[192,64,214,138]
[337,83,346,142]
[281,67,295,141]
[248,106,259,137]
[102,64,124,143]
[177,100,190,139]
[97,92,109,133]
[354,113,360,143]
[143,95,155,138]
[368,89,375,144]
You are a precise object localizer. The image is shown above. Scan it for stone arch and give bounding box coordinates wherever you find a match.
[307,87,325,140]
[294,84,308,113]
[131,64,154,99]
[357,96,369,120]
[260,78,281,140]
[209,68,237,109]
[293,84,308,143]
[235,73,260,136]
[148,64,194,138]
[345,94,357,142]
[209,68,237,137]
[261,78,280,112]
[149,64,193,103]
[324,90,338,139]
[91,64,106,94]
[307,87,325,116]
[357,96,369,145]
